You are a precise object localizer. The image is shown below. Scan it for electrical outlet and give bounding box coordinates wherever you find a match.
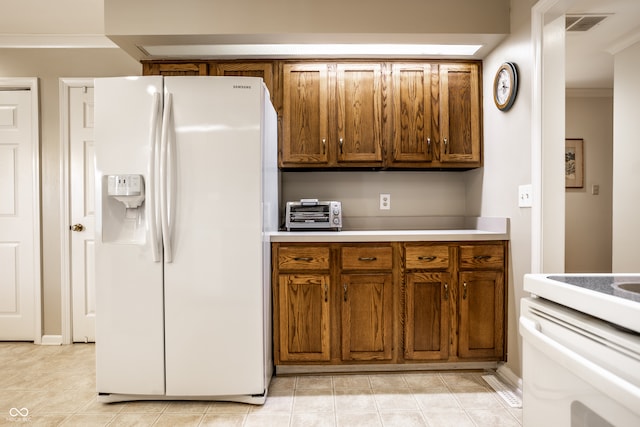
[379,193,391,210]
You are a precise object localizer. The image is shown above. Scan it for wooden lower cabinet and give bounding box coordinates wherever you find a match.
[341,273,393,361]
[403,272,450,361]
[278,274,331,362]
[273,240,506,370]
[458,270,505,359]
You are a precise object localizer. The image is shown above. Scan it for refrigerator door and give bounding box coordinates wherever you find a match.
[162,76,272,396]
[94,76,166,395]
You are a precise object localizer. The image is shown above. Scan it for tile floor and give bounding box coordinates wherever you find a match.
[0,342,522,426]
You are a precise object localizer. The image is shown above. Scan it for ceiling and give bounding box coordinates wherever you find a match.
[566,0,640,89]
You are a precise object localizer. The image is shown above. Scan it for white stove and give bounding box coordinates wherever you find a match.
[521,274,640,426]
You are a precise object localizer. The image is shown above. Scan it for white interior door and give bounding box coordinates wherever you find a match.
[69,85,96,342]
[0,86,40,341]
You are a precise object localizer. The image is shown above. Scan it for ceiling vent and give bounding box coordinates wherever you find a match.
[566,14,610,32]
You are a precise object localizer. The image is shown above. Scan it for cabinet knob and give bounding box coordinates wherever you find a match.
[70,223,85,232]
[339,138,344,154]
[343,283,348,301]
[444,283,449,300]
[463,282,468,299]
[443,138,448,154]
[322,138,326,154]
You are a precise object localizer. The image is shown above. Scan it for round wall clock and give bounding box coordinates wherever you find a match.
[493,62,518,111]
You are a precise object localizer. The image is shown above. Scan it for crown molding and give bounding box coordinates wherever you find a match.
[0,34,117,48]
[606,27,640,55]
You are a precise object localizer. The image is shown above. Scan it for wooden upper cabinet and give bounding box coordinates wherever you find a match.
[214,62,274,99]
[438,63,481,165]
[336,64,384,165]
[282,63,330,166]
[142,62,208,76]
[143,59,483,169]
[389,63,434,165]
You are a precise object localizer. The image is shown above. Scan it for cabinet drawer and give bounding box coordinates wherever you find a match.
[278,246,330,271]
[405,245,450,270]
[459,244,505,270]
[341,246,393,270]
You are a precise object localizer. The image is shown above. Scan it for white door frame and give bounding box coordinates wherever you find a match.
[0,77,42,344]
[531,0,568,274]
[59,77,94,344]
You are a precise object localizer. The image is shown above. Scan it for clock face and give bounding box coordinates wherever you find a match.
[496,69,511,104]
[493,62,518,111]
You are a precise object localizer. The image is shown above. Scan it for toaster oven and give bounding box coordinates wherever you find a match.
[285,199,342,231]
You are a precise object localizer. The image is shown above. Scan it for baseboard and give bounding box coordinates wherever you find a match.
[40,335,63,345]
[277,361,499,375]
[496,363,523,397]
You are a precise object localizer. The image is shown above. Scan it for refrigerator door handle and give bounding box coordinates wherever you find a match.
[149,92,162,262]
[160,92,174,262]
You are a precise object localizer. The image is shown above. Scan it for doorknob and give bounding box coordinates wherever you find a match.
[70,223,85,232]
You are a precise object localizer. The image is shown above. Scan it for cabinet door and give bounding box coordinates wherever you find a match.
[278,274,331,362]
[336,64,384,164]
[282,64,330,165]
[438,63,481,164]
[458,270,504,359]
[142,62,208,76]
[390,64,434,164]
[404,272,450,360]
[341,274,393,361]
[215,62,274,99]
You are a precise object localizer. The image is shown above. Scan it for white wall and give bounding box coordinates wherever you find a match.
[470,0,538,379]
[0,48,140,334]
[281,171,467,223]
[0,0,103,33]
[565,93,613,273]
[2,0,532,362]
[104,0,509,36]
[612,41,640,272]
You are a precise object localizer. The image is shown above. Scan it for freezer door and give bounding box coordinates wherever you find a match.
[94,76,166,396]
[162,76,274,396]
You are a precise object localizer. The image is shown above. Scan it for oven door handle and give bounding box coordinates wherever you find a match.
[520,316,640,413]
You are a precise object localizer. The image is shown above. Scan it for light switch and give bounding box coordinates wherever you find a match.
[592,184,600,195]
[518,184,533,208]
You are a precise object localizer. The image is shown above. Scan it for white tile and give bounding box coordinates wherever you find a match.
[335,389,377,413]
[0,343,521,427]
[293,389,335,413]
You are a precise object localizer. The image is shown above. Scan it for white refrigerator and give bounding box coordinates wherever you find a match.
[93,76,278,404]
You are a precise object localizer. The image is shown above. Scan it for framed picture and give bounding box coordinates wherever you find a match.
[565,138,584,188]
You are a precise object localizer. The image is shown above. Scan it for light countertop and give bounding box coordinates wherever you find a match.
[270,217,509,242]
[524,273,640,334]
